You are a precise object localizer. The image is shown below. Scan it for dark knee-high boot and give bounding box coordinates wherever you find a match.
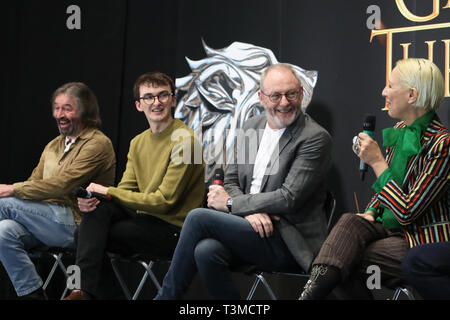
[298,264,341,300]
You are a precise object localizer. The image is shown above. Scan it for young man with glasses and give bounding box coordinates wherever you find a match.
[65,71,205,300]
[155,63,332,299]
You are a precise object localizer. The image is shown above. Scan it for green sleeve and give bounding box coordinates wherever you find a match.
[372,168,394,194]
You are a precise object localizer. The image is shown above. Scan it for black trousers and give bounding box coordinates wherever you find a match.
[402,242,450,299]
[75,201,180,297]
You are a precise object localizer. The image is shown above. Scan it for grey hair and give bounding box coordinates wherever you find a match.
[260,63,303,91]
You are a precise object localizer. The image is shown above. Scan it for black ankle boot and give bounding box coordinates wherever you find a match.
[298,264,341,300]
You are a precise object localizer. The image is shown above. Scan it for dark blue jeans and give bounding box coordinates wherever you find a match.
[154,208,299,299]
[402,242,450,299]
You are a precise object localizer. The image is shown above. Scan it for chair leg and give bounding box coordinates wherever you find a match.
[255,273,277,300]
[131,270,148,300]
[132,260,161,300]
[139,261,162,290]
[42,253,61,291]
[392,288,401,300]
[52,253,71,299]
[403,288,416,300]
[246,273,277,300]
[110,258,163,300]
[40,252,72,300]
[110,258,132,300]
[246,276,261,300]
[392,287,415,300]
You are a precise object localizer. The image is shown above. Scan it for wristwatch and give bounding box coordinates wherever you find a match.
[226,198,233,213]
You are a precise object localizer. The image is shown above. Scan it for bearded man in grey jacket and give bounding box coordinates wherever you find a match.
[155,63,332,299]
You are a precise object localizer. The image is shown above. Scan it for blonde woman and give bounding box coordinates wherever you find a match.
[299,58,450,300]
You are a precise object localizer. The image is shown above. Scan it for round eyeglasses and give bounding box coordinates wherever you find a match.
[260,88,302,104]
[138,91,173,105]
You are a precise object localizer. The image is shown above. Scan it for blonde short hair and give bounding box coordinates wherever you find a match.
[395,58,445,110]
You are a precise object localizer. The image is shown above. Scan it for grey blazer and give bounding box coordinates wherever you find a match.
[224,113,332,271]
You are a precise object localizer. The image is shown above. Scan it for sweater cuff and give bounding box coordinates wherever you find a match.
[106,186,117,197]
[12,182,25,197]
[372,168,394,194]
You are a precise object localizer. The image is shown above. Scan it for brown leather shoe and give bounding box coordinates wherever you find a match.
[64,290,86,300]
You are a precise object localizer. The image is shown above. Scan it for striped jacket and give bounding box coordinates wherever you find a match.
[367,115,450,248]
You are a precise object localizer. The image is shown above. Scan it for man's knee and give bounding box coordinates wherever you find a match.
[194,238,230,266]
[0,196,19,215]
[184,208,215,228]
[0,220,27,256]
[0,196,14,205]
[0,220,23,241]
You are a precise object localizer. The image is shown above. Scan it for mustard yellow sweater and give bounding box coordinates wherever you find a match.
[107,119,205,227]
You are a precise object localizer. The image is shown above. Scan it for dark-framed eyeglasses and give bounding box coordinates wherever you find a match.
[260,88,302,104]
[138,91,174,105]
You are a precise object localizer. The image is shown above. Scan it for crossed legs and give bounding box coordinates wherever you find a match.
[155,208,299,299]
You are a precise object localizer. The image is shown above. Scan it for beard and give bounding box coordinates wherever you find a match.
[266,103,301,129]
[56,118,83,137]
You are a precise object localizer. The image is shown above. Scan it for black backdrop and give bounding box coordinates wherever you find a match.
[1,0,449,299]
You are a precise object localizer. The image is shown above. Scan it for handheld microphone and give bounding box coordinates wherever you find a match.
[73,187,112,201]
[212,168,224,185]
[359,114,376,181]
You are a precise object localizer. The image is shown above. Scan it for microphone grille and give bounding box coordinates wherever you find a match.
[73,187,87,198]
[363,114,376,131]
[214,168,224,180]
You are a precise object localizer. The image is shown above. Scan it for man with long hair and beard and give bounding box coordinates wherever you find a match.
[0,82,116,299]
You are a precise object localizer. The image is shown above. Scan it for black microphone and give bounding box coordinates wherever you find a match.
[212,168,224,186]
[359,114,376,181]
[73,187,112,201]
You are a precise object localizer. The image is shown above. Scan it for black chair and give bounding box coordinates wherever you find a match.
[107,252,171,300]
[28,246,75,299]
[240,190,337,300]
